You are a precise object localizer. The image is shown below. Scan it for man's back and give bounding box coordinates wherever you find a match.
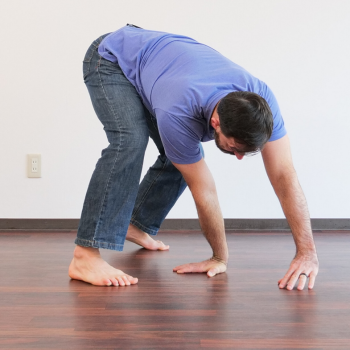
[98,25,285,164]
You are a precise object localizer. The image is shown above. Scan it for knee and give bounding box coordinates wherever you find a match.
[126,128,149,149]
[106,128,149,150]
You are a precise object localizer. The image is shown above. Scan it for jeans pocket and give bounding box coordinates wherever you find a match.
[82,34,111,80]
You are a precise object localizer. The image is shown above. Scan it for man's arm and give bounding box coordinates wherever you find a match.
[172,158,229,277]
[261,134,319,290]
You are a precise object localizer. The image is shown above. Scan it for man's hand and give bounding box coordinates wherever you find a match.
[173,257,227,277]
[278,252,319,290]
[262,135,319,290]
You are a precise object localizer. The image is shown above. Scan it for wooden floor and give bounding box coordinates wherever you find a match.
[0,230,349,350]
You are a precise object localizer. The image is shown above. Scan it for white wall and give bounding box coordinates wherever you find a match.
[0,0,349,219]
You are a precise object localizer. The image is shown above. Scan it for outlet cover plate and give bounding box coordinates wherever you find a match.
[27,154,41,178]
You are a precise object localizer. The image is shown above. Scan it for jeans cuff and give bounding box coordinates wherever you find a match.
[130,219,158,236]
[74,238,124,251]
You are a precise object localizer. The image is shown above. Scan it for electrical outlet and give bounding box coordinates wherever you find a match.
[27,154,41,178]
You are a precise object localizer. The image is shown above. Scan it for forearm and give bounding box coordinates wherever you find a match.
[274,172,317,255]
[192,188,229,263]
[172,159,229,264]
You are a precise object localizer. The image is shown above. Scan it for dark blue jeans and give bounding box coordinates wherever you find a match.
[75,34,188,251]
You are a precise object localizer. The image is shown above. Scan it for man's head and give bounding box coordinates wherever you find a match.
[211,91,273,158]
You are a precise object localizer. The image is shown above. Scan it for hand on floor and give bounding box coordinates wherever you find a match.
[173,257,227,277]
[278,252,319,290]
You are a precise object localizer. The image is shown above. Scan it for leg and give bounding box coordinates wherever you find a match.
[126,113,203,247]
[69,35,149,286]
[125,151,186,250]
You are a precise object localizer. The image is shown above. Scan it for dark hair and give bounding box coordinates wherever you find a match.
[217,91,273,154]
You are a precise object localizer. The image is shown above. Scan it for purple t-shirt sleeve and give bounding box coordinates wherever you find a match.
[155,108,203,164]
[261,83,287,141]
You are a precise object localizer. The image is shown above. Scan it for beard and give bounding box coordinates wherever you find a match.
[214,130,234,155]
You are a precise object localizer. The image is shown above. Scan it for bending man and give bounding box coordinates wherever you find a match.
[69,24,319,290]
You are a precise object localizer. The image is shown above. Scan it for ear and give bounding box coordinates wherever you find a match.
[210,111,220,130]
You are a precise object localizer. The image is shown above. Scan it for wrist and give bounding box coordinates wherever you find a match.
[295,249,318,263]
[296,246,317,256]
[211,255,228,266]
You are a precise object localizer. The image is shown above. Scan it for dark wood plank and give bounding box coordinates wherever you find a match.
[0,230,349,349]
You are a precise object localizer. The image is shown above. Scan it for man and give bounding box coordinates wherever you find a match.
[69,24,319,291]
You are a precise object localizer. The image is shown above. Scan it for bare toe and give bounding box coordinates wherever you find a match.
[127,276,138,284]
[122,276,131,286]
[156,240,170,251]
[116,276,126,286]
[102,278,113,286]
[109,278,119,287]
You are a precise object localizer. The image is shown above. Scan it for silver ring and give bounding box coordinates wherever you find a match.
[299,273,309,278]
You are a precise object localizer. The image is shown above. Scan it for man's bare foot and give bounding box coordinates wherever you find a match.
[126,224,169,250]
[69,245,138,286]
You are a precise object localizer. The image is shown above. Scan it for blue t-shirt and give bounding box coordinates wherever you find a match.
[98,25,286,164]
